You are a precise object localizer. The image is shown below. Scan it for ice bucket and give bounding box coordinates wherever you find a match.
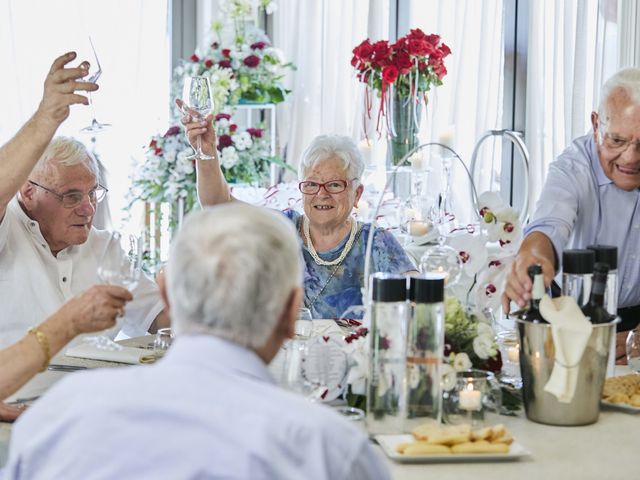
[516,318,617,426]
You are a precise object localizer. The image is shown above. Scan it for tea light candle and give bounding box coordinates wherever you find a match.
[507,346,519,363]
[408,220,430,237]
[459,383,482,411]
[438,125,456,149]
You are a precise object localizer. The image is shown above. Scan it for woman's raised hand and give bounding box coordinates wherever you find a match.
[175,98,217,160]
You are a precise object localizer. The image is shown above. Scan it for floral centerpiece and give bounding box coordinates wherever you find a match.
[351,28,451,164]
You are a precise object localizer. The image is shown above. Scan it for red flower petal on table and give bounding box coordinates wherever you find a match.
[243,55,260,68]
[381,65,399,84]
[164,126,181,136]
[217,134,233,150]
[222,48,231,58]
[246,128,263,138]
[204,59,214,68]
[488,260,502,268]
[219,60,232,69]
[215,113,231,121]
[250,41,267,50]
[381,337,392,349]
[459,251,470,263]
[190,54,200,62]
[504,222,514,233]
[211,42,219,49]
[229,124,237,133]
[322,336,330,343]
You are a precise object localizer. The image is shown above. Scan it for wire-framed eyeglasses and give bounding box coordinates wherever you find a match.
[28,180,108,209]
[298,179,357,195]
[599,122,640,152]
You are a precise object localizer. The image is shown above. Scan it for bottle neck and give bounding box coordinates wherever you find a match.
[529,273,545,309]
[588,272,608,307]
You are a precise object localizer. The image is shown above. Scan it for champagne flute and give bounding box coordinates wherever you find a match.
[87,232,142,349]
[80,37,111,133]
[182,76,214,160]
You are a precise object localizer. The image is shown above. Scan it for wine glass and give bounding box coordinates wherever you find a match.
[80,37,111,133]
[87,232,142,349]
[182,76,214,160]
[294,307,313,340]
[626,327,640,372]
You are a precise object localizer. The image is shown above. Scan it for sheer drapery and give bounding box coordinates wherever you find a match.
[524,0,626,215]
[406,0,505,224]
[0,0,170,231]
[272,0,377,175]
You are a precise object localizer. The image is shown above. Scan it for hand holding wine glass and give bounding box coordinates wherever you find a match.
[88,232,142,349]
[181,76,215,160]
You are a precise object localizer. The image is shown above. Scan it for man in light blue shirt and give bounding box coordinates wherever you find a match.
[3,204,390,480]
[503,69,640,339]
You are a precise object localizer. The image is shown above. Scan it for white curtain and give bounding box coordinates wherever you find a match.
[272,0,378,175]
[0,0,170,231]
[525,0,623,214]
[407,0,505,224]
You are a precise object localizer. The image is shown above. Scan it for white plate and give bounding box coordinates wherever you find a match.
[601,399,640,413]
[375,434,531,463]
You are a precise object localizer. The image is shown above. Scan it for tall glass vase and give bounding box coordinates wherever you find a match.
[387,93,423,167]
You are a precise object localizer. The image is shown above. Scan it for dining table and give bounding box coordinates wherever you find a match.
[0,334,637,478]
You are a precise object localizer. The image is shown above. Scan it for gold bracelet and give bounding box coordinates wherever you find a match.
[28,327,50,372]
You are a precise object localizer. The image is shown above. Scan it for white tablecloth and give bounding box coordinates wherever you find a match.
[1,336,637,478]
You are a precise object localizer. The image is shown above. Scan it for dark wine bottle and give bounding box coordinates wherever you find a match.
[521,265,548,323]
[581,262,616,324]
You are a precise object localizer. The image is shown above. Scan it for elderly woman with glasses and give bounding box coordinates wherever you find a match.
[179,104,415,318]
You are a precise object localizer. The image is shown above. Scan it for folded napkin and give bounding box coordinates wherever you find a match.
[539,295,593,403]
[65,343,154,365]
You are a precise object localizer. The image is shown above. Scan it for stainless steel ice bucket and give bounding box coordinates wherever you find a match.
[516,318,617,426]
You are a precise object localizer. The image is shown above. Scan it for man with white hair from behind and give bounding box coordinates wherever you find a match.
[3,203,390,480]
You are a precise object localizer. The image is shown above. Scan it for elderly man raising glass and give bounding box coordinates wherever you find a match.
[503,68,640,360]
[0,52,169,349]
[178,100,416,319]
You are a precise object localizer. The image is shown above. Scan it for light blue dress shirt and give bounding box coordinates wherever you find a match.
[524,134,640,307]
[2,336,390,480]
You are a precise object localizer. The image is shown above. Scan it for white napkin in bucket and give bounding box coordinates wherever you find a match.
[539,295,593,403]
[65,343,153,365]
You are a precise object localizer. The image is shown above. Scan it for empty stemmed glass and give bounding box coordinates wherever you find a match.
[80,37,111,133]
[87,232,142,349]
[182,76,215,160]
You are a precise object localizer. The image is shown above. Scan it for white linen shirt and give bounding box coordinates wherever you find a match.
[0,197,162,348]
[3,335,391,480]
[524,134,640,308]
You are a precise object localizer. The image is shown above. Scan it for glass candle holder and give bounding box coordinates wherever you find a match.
[443,370,502,428]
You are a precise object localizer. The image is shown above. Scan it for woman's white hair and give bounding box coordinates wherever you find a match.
[166,203,303,349]
[598,67,640,118]
[31,136,99,181]
[298,135,365,182]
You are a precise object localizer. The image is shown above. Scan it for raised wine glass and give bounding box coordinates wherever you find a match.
[182,76,214,160]
[87,232,142,349]
[80,37,111,133]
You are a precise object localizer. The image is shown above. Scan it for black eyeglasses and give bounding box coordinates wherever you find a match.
[28,180,108,209]
[298,179,357,195]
